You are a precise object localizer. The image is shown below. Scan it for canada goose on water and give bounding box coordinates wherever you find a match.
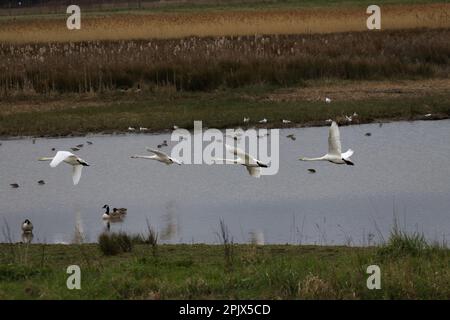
[308,169,316,174]
[102,205,127,220]
[38,180,45,185]
[76,144,84,148]
[86,141,93,145]
[22,219,33,233]
[70,147,80,152]
[10,183,19,188]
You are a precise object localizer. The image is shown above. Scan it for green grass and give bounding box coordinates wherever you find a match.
[0,87,449,137]
[0,238,448,299]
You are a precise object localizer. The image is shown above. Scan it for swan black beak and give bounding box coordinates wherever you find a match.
[258,162,269,168]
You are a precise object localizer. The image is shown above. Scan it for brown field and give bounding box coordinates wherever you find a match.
[1,28,449,96]
[1,4,449,43]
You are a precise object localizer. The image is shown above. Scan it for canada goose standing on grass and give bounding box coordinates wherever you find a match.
[38,151,90,185]
[22,219,33,233]
[131,148,182,165]
[299,121,354,165]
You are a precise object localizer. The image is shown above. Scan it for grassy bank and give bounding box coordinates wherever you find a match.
[0,82,449,137]
[0,234,449,299]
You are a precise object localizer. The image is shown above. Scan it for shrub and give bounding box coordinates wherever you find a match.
[98,232,134,256]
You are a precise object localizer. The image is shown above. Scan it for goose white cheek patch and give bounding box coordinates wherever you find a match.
[170,121,280,176]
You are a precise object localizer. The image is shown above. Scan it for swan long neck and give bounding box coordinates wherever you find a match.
[300,156,327,161]
[131,155,155,159]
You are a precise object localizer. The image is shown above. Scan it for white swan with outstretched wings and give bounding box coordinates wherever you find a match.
[131,148,182,165]
[214,144,268,178]
[299,121,354,165]
[39,151,90,185]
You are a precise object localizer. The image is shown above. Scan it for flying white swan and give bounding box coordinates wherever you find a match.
[214,144,268,178]
[131,148,182,165]
[38,151,90,185]
[299,121,354,165]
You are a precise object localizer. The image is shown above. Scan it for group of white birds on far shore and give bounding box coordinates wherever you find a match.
[36,120,355,183]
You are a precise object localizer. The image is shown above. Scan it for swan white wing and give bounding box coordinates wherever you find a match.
[146,148,170,160]
[341,149,354,159]
[50,151,73,167]
[246,166,261,178]
[213,158,241,164]
[328,122,342,156]
[72,165,83,185]
[225,144,257,164]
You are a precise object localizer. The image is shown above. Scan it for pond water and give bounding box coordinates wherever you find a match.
[1,120,449,245]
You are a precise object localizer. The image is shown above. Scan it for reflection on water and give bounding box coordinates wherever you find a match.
[21,232,33,244]
[160,201,179,241]
[1,120,450,245]
[72,211,85,244]
[249,230,265,245]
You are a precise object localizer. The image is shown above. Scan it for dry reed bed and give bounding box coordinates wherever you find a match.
[0,4,449,43]
[0,28,449,96]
